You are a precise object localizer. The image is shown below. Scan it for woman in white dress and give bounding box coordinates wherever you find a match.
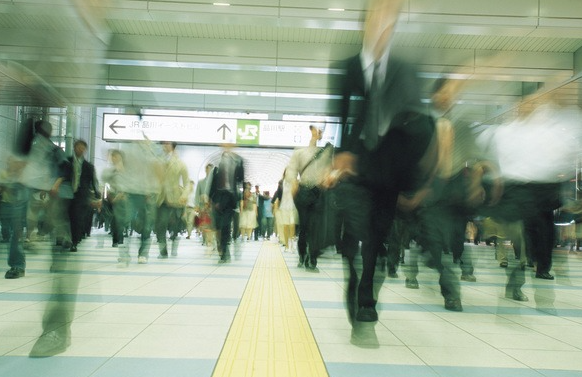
[277,170,298,252]
[239,184,258,241]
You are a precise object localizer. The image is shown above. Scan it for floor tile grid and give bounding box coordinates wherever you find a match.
[2,234,582,377]
[282,243,582,376]
[0,233,254,364]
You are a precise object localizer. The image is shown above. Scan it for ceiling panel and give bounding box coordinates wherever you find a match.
[410,0,539,17]
[0,0,580,125]
[540,0,582,18]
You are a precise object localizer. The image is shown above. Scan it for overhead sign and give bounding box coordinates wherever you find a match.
[102,113,341,148]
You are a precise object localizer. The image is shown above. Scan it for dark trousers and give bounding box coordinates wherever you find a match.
[1,201,26,270]
[0,202,10,242]
[330,182,380,310]
[232,211,240,240]
[212,190,237,260]
[524,210,554,274]
[449,210,474,275]
[155,203,183,255]
[294,186,323,267]
[84,209,94,237]
[386,218,407,270]
[358,187,398,307]
[254,215,262,240]
[407,205,461,301]
[69,194,90,246]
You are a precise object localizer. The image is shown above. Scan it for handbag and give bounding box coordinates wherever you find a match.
[294,185,320,208]
[309,186,337,252]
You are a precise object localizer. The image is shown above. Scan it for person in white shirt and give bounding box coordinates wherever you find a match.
[285,124,333,272]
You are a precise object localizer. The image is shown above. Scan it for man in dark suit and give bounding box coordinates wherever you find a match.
[209,146,244,263]
[254,185,263,241]
[330,0,444,323]
[68,139,100,252]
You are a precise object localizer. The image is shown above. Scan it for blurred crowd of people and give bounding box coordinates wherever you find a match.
[2,0,582,357]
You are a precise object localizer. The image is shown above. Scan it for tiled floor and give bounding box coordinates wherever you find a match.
[1,230,582,377]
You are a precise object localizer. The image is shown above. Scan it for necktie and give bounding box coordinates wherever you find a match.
[219,153,235,191]
[73,159,80,192]
[364,61,381,150]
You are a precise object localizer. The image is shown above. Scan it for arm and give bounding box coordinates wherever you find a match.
[51,148,71,197]
[396,188,432,213]
[328,56,366,184]
[91,164,101,199]
[178,162,190,206]
[285,151,301,196]
[467,161,503,207]
[50,177,64,197]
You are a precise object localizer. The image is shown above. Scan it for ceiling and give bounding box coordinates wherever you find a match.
[1,0,582,127]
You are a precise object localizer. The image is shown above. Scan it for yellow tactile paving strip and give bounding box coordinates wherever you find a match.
[212,242,329,377]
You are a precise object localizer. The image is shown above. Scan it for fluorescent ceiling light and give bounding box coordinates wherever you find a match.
[213,2,230,6]
[144,109,269,119]
[282,114,341,122]
[328,8,345,11]
[105,85,342,100]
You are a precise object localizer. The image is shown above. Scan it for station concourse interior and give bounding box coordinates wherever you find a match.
[2,1,582,376]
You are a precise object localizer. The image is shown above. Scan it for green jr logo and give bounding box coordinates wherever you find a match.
[237,120,260,145]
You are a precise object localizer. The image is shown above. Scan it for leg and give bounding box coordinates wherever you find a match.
[136,194,155,262]
[357,188,395,321]
[4,201,26,279]
[420,206,462,311]
[329,182,371,321]
[155,203,170,258]
[295,199,310,266]
[504,221,528,301]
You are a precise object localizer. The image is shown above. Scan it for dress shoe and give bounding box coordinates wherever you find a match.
[535,272,554,280]
[5,267,25,279]
[505,289,528,302]
[117,256,130,266]
[297,257,305,268]
[444,298,463,312]
[350,324,380,349]
[29,330,71,358]
[138,256,148,264]
[157,254,168,259]
[499,261,508,268]
[305,266,320,273]
[387,268,398,278]
[405,278,419,289]
[461,274,477,282]
[356,306,378,322]
[69,245,77,252]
